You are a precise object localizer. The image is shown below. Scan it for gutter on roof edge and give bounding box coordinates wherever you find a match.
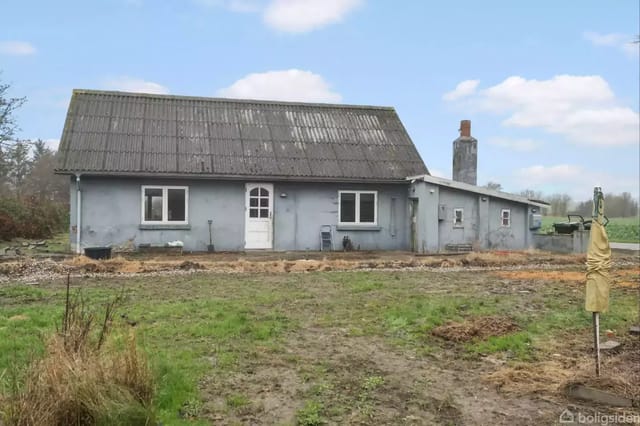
[407,174,549,208]
[53,170,410,185]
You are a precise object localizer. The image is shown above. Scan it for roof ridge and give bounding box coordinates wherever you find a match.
[71,89,397,111]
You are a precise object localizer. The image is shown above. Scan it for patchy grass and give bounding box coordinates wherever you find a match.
[0,267,638,424]
[0,231,70,254]
[296,400,324,426]
[1,285,154,425]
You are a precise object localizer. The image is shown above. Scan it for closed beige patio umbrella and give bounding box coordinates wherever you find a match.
[585,187,611,376]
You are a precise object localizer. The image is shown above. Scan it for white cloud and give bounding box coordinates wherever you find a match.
[0,41,36,56]
[194,0,264,12]
[442,80,479,101]
[515,164,639,200]
[263,0,363,33]
[217,69,342,102]
[193,0,362,32]
[517,164,582,184]
[488,137,539,152]
[443,75,639,146]
[583,32,625,46]
[583,31,639,57]
[102,76,169,94]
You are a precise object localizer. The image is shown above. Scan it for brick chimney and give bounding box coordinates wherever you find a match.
[460,119,471,137]
[452,120,477,185]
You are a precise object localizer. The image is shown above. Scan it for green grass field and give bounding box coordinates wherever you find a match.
[540,216,640,243]
[1,268,638,424]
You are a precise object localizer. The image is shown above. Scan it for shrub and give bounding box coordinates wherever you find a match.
[0,279,155,426]
[0,197,67,240]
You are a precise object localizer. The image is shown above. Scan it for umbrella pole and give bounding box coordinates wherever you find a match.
[593,312,601,377]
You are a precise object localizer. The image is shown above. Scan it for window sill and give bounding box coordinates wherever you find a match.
[139,224,191,230]
[336,225,382,231]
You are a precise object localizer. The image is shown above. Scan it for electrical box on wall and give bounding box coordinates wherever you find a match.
[529,213,542,230]
[438,204,446,221]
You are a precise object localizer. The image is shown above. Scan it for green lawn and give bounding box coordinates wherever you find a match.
[1,269,638,424]
[540,215,640,243]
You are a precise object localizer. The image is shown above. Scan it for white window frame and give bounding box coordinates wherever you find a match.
[501,208,511,227]
[338,190,378,225]
[453,208,464,228]
[141,185,189,225]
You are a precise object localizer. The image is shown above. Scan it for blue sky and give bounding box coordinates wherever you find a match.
[2,0,639,201]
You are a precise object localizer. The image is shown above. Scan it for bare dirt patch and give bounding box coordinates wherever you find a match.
[493,267,640,288]
[200,364,307,425]
[198,325,561,425]
[287,328,556,425]
[494,270,586,283]
[431,316,520,343]
[1,250,598,284]
[486,338,640,405]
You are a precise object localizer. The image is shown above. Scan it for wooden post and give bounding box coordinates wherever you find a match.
[593,312,600,377]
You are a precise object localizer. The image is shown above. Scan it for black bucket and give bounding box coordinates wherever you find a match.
[84,247,112,260]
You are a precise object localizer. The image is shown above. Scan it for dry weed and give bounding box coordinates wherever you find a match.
[431,316,520,342]
[0,276,154,426]
[484,360,572,395]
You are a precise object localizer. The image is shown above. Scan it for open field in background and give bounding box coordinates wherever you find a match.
[540,216,640,243]
[1,253,638,425]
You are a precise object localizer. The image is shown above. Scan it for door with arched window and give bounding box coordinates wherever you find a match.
[245,183,273,249]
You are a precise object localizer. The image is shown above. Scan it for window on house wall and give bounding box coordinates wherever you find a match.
[339,191,377,225]
[453,208,464,227]
[141,186,189,224]
[501,209,511,227]
[248,187,270,218]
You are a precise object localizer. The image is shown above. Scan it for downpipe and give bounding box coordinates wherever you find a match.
[75,174,82,254]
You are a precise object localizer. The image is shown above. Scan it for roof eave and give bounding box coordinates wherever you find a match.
[407,174,549,208]
[54,169,410,184]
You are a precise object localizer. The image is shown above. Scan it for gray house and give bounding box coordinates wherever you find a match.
[55,90,544,253]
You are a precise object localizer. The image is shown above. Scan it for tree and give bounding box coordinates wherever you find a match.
[1,73,26,195]
[547,193,572,216]
[7,140,32,197]
[484,181,502,191]
[23,146,67,202]
[574,192,638,218]
[520,189,544,201]
[32,139,52,162]
[0,72,26,149]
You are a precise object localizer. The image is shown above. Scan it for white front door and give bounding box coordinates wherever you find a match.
[245,183,273,249]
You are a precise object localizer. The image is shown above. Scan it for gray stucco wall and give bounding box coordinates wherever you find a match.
[533,231,589,254]
[486,199,530,250]
[69,177,409,252]
[273,182,408,251]
[408,181,536,252]
[437,188,480,248]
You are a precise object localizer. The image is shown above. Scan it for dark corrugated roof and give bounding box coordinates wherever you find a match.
[55,90,429,181]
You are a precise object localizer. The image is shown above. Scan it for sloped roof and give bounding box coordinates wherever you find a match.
[407,174,550,208]
[55,90,428,182]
